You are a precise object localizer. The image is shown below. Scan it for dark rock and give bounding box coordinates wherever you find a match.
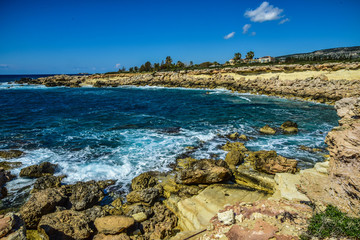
[0,168,15,199]
[38,210,92,240]
[19,162,57,178]
[225,149,245,166]
[20,188,67,229]
[176,159,232,184]
[281,121,299,134]
[0,150,24,159]
[0,161,22,170]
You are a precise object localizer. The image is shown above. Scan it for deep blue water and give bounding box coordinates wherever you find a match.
[0,75,338,203]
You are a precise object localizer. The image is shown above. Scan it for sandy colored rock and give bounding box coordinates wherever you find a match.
[126,188,159,205]
[225,149,245,167]
[259,125,276,134]
[38,210,92,240]
[271,172,310,201]
[94,216,134,235]
[93,233,130,240]
[131,172,158,191]
[68,180,105,211]
[221,141,247,152]
[0,150,24,159]
[167,184,268,231]
[233,166,276,193]
[0,213,26,239]
[32,175,65,192]
[19,162,57,178]
[20,188,67,228]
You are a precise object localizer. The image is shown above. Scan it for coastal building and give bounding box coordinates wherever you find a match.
[259,56,275,63]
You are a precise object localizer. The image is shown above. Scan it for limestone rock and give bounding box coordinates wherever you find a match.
[19,162,57,178]
[126,188,159,205]
[131,172,158,191]
[259,125,276,134]
[217,209,234,225]
[175,159,231,185]
[0,150,24,160]
[94,216,134,235]
[0,213,26,240]
[20,188,67,229]
[32,175,65,192]
[248,150,298,174]
[68,180,105,211]
[93,233,130,240]
[233,166,276,193]
[0,161,22,170]
[222,141,247,152]
[0,168,14,199]
[271,172,310,201]
[280,121,299,134]
[225,149,245,166]
[38,210,92,240]
[169,184,268,231]
[228,132,239,140]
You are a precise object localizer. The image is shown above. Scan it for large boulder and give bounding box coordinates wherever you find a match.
[94,216,134,235]
[176,159,231,185]
[19,188,67,229]
[0,168,14,199]
[32,175,65,192]
[259,125,276,134]
[19,162,57,178]
[0,212,26,240]
[126,188,160,205]
[68,180,105,211]
[247,150,298,174]
[0,150,24,160]
[38,210,92,240]
[280,121,298,134]
[225,149,245,167]
[131,172,158,191]
[222,142,247,152]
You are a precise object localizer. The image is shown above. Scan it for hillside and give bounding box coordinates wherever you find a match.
[276,46,360,61]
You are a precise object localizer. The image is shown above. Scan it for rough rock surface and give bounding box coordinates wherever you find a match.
[0,150,24,159]
[68,180,105,211]
[32,175,65,192]
[19,162,57,178]
[0,213,26,240]
[0,161,22,170]
[166,184,268,231]
[0,168,14,199]
[131,172,158,191]
[203,200,313,240]
[248,150,298,174]
[233,167,276,194]
[280,121,299,134]
[259,125,276,135]
[126,188,160,205]
[94,215,134,235]
[225,149,245,167]
[19,188,67,228]
[176,159,231,185]
[38,210,92,240]
[93,233,130,240]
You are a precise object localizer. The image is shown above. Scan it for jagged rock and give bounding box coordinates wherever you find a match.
[19,162,57,178]
[126,188,160,205]
[0,168,14,199]
[32,175,65,192]
[158,175,202,199]
[280,121,299,134]
[0,150,24,159]
[175,159,231,185]
[217,210,235,225]
[0,213,26,239]
[68,180,106,211]
[247,150,298,174]
[131,172,158,191]
[166,184,268,231]
[175,158,196,170]
[225,149,245,166]
[0,161,22,170]
[221,141,247,152]
[93,233,130,240]
[228,132,239,140]
[20,188,67,229]
[83,206,106,222]
[94,216,134,235]
[38,210,92,240]
[238,134,248,141]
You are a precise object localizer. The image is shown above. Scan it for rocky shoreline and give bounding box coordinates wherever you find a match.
[1,64,359,239]
[15,62,360,104]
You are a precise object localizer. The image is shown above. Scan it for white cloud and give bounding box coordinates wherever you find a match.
[224,32,235,39]
[251,32,256,36]
[279,18,290,24]
[244,2,284,23]
[242,24,251,34]
[115,63,121,69]
[0,64,9,69]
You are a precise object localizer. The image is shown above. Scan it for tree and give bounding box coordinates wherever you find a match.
[134,66,139,72]
[246,51,254,60]
[165,56,173,67]
[144,61,152,72]
[154,63,160,71]
[129,67,134,72]
[176,61,185,68]
[234,52,241,61]
[189,61,193,67]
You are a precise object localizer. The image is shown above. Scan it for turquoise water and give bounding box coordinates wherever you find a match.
[0,75,338,206]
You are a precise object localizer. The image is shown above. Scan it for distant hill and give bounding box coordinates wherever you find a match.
[276,46,360,61]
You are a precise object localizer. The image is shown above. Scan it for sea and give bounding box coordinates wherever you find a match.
[0,74,339,209]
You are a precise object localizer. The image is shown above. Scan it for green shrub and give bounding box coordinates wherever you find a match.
[301,205,360,239]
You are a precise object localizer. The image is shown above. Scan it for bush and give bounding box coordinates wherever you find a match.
[301,205,360,239]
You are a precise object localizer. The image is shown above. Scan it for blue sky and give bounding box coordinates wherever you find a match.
[0,0,359,74]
